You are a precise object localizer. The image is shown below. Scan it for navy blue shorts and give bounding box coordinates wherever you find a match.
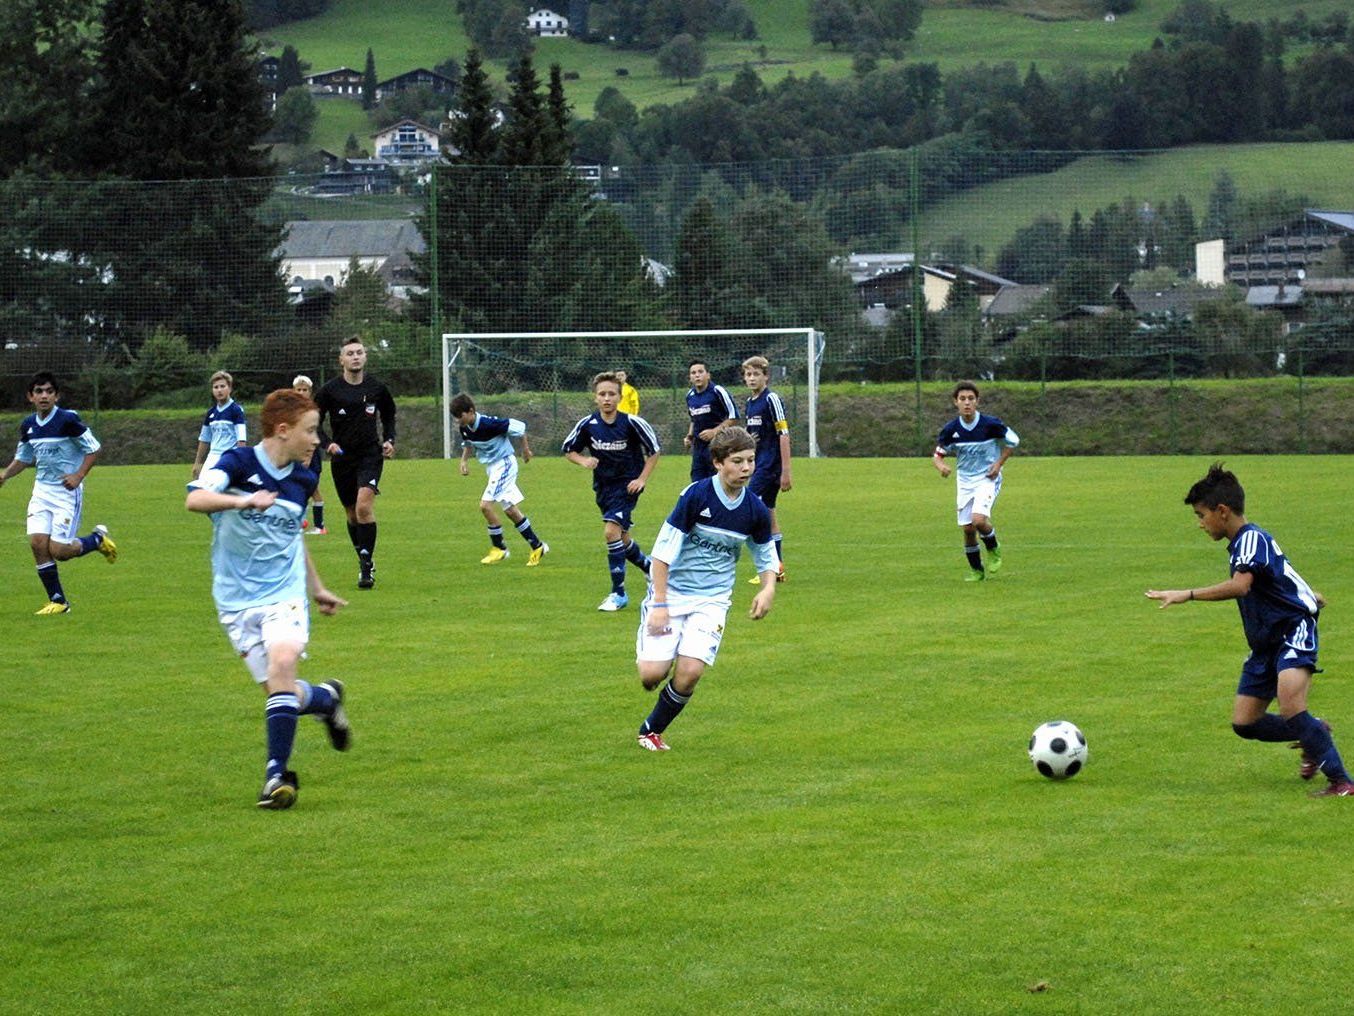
[690,448,715,481]
[1236,618,1320,699]
[595,481,640,531]
[749,472,780,508]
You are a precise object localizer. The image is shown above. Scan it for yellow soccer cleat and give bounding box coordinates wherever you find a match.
[94,524,117,563]
[36,601,71,615]
[480,547,510,565]
[526,543,550,567]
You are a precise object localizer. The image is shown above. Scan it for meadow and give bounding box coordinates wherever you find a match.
[4,453,1354,1012]
[914,142,1354,258]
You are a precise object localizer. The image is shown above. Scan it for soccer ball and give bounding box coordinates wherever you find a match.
[1028,720,1088,780]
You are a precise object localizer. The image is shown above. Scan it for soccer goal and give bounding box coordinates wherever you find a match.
[440,328,826,460]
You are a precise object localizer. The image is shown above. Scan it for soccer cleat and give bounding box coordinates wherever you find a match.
[94,525,117,563]
[36,601,71,615]
[775,564,786,583]
[748,574,763,585]
[357,558,375,589]
[964,570,986,582]
[305,526,328,536]
[257,770,299,809]
[526,543,549,567]
[597,592,629,612]
[985,546,1002,574]
[1293,719,1333,780]
[1309,780,1354,798]
[637,731,671,751]
[319,680,351,751]
[480,547,510,565]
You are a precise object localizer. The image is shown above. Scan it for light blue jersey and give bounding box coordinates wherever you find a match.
[188,445,317,612]
[459,413,525,465]
[17,407,101,486]
[199,400,248,456]
[935,413,1019,481]
[650,478,776,604]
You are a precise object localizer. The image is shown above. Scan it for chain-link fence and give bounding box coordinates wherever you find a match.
[3,148,1352,441]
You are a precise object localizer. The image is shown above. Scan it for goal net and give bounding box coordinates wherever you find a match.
[441,328,825,460]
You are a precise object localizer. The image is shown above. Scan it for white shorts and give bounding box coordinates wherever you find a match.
[27,482,82,541]
[956,474,1001,526]
[480,456,524,508]
[635,595,728,667]
[218,597,310,684]
[203,451,222,472]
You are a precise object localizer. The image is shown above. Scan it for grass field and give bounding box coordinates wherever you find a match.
[4,454,1354,1012]
[915,141,1354,258]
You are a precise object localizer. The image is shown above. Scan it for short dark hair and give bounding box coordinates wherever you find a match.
[952,380,979,400]
[27,371,59,394]
[710,426,756,462]
[340,335,364,350]
[449,393,475,416]
[1185,462,1245,514]
[688,358,708,370]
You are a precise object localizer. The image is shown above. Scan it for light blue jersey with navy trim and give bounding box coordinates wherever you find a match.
[17,407,101,485]
[199,400,247,456]
[188,444,317,612]
[650,478,776,603]
[1229,522,1321,652]
[459,412,525,465]
[935,413,1019,481]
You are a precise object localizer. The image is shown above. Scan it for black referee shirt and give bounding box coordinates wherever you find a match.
[315,375,396,456]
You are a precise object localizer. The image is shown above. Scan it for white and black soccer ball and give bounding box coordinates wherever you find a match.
[1028,720,1088,780]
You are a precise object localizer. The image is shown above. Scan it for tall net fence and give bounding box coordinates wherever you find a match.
[2,148,1353,453]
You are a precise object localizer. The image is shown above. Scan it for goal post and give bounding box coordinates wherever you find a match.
[440,328,826,460]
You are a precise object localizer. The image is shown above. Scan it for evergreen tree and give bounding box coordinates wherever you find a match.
[1203,170,1238,240]
[362,47,377,110]
[86,0,285,347]
[810,0,856,50]
[542,63,574,166]
[672,197,740,329]
[277,44,305,92]
[447,48,499,162]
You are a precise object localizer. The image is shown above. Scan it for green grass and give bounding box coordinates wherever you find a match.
[916,141,1354,259]
[4,455,1354,1011]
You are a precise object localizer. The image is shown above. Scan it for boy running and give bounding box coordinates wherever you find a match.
[292,374,327,534]
[1147,463,1353,797]
[635,427,778,751]
[562,371,660,611]
[933,381,1019,582]
[186,388,352,810]
[0,372,117,615]
[452,393,548,566]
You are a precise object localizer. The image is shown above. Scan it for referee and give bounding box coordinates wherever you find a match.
[315,335,396,589]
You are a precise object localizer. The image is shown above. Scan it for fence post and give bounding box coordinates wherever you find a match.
[1167,349,1177,454]
[910,146,923,454]
[1297,347,1306,454]
[428,166,441,365]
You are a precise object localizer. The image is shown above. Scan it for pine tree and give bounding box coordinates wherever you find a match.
[277,44,305,92]
[362,48,377,110]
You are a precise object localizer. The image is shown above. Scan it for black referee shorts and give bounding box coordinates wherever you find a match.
[330,450,383,507]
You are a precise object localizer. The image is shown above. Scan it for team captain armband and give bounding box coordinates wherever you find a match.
[774,419,789,433]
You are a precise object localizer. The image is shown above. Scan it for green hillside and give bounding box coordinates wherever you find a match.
[915,142,1354,261]
[265,0,1350,152]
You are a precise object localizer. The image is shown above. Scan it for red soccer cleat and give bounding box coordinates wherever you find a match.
[1309,781,1354,798]
[637,731,670,751]
[1291,718,1332,780]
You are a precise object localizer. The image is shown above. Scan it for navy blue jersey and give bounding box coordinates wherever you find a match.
[1229,523,1321,651]
[744,388,788,478]
[686,384,737,455]
[198,400,247,456]
[562,411,660,486]
[935,413,1019,481]
[651,478,776,602]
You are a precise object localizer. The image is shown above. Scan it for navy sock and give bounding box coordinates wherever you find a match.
[313,503,325,529]
[37,562,66,603]
[641,681,692,736]
[76,530,104,556]
[773,533,783,562]
[515,517,542,549]
[488,525,506,550]
[965,545,983,572]
[1232,713,1292,742]
[607,540,627,595]
[981,530,999,551]
[295,680,335,716]
[1287,711,1350,783]
[265,692,300,780]
[624,539,650,574]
